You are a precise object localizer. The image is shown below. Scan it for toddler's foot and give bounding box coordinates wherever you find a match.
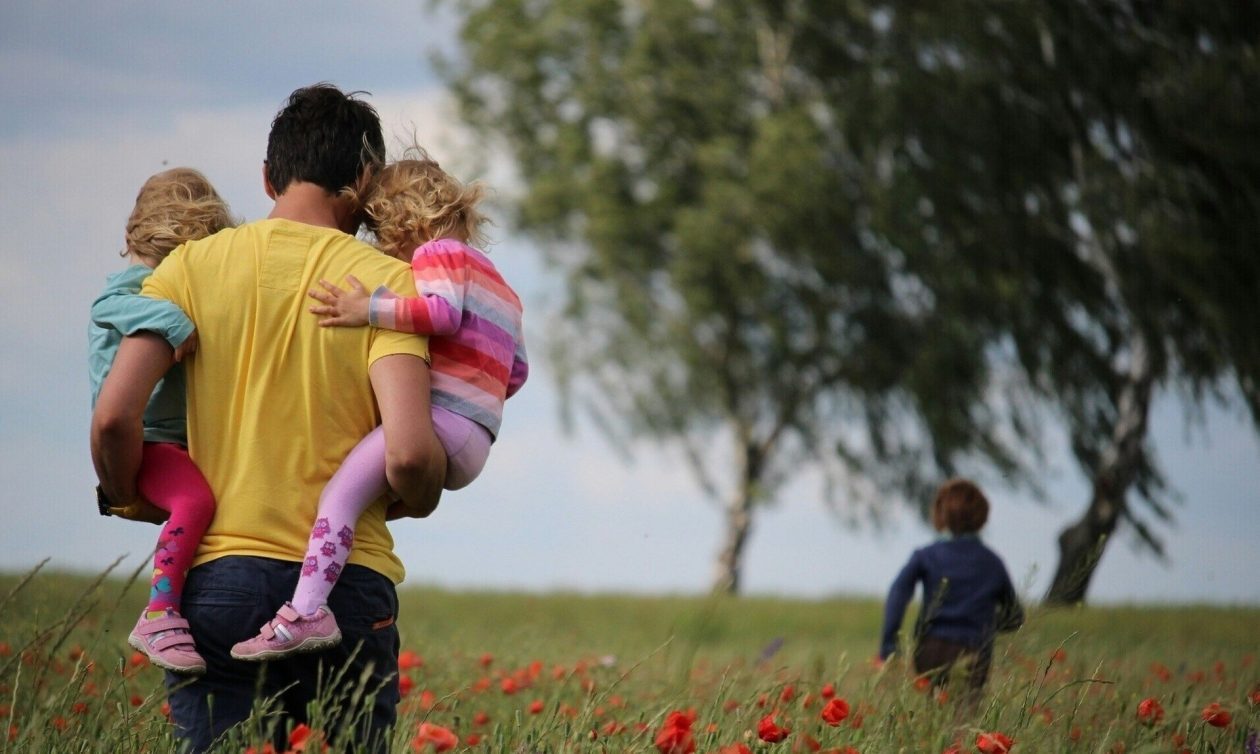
[230,603,341,661]
[128,608,206,675]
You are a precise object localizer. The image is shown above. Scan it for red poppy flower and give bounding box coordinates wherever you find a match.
[793,733,821,752]
[528,699,545,715]
[288,723,327,752]
[758,713,791,743]
[398,650,423,670]
[398,675,415,696]
[717,746,753,754]
[914,676,932,692]
[1201,702,1231,727]
[941,745,963,754]
[412,722,459,752]
[500,677,519,695]
[655,710,696,754]
[1136,697,1163,725]
[820,683,836,699]
[465,733,482,746]
[478,652,493,668]
[821,698,850,726]
[1049,648,1067,664]
[781,685,796,702]
[975,731,1014,753]
[472,711,490,726]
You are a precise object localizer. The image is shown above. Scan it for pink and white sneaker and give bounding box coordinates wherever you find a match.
[128,609,206,675]
[230,603,342,661]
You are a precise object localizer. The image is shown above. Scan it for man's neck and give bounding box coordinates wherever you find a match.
[267,182,357,233]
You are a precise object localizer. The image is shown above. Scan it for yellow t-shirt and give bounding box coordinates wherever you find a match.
[143,218,428,583]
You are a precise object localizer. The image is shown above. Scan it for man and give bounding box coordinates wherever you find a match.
[91,83,446,752]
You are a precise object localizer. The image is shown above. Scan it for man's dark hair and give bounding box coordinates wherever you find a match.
[265,83,385,196]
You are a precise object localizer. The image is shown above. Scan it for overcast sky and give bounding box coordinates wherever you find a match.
[2,2,1257,606]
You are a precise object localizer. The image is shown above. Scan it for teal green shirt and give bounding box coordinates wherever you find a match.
[88,264,195,445]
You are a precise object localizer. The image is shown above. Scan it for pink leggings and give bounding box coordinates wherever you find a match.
[135,442,215,613]
[290,407,490,615]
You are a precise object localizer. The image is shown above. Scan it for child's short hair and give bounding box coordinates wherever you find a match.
[124,168,235,265]
[931,478,990,535]
[358,148,489,258]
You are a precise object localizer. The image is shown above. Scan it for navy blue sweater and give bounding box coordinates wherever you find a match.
[879,534,1023,659]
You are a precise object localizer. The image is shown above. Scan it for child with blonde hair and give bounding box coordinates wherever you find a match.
[878,478,1024,696]
[89,167,235,674]
[231,151,528,660]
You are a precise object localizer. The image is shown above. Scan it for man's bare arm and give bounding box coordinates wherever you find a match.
[91,332,174,518]
[369,353,446,518]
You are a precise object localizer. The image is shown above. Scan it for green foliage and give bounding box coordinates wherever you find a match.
[1,568,1257,752]
[440,0,1260,589]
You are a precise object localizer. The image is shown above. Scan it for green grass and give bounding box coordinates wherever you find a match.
[1,562,1256,753]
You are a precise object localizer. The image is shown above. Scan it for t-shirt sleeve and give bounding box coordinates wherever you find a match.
[91,288,194,348]
[141,250,190,313]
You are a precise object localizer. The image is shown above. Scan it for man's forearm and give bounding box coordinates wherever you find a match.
[91,411,145,506]
[90,333,174,509]
[370,353,446,519]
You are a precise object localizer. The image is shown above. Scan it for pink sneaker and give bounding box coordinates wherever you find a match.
[128,609,206,675]
[230,603,342,661]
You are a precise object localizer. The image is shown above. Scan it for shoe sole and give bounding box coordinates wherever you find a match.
[229,632,344,662]
[128,634,207,675]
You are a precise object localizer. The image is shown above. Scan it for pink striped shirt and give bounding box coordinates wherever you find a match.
[368,238,527,438]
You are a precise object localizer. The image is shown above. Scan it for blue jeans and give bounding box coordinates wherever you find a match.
[166,556,401,753]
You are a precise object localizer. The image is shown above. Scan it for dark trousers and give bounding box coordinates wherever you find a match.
[165,556,401,753]
[913,635,993,693]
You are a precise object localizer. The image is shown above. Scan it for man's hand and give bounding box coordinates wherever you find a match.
[173,328,199,362]
[98,486,169,524]
[308,276,371,327]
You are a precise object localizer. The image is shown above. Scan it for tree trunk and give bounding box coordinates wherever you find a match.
[711,441,762,595]
[1045,331,1154,605]
[710,490,754,595]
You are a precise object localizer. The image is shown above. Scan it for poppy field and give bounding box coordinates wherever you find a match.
[1,564,1256,753]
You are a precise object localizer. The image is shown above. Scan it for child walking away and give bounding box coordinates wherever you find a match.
[89,168,235,674]
[878,478,1024,699]
[231,151,528,661]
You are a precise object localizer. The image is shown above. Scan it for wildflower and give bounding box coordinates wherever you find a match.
[528,699,545,714]
[412,722,459,752]
[821,698,850,726]
[129,651,147,668]
[1049,648,1067,664]
[1201,702,1231,728]
[500,677,519,694]
[288,724,327,752]
[398,675,415,696]
[717,746,753,754]
[793,733,821,752]
[655,710,697,754]
[478,652,493,668]
[723,699,741,713]
[1136,697,1163,725]
[820,683,836,699]
[472,711,490,726]
[781,685,797,702]
[942,745,963,754]
[914,676,932,692]
[975,731,1014,753]
[466,732,482,746]
[398,650,423,671]
[1149,662,1172,682]
[129,694,144,707]
[758,713,791,743]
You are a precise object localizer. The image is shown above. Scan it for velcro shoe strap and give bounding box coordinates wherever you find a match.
[138,616,192,636]
[150,632,196,651]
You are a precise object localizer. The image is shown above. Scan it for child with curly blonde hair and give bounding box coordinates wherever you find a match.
[89,167,236,674]
[231,151,528,661]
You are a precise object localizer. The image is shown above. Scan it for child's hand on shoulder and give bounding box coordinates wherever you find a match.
[309,276,371,327]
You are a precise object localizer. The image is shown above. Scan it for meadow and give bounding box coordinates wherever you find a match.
[1,561,1256,753]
